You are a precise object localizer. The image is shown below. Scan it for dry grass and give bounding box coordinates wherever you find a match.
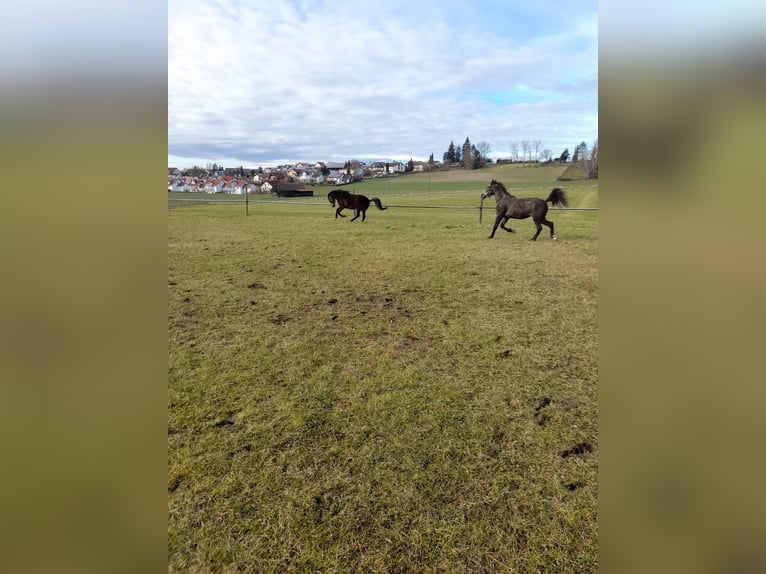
[168,170,598,572]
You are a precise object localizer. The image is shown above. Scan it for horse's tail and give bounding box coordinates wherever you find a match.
[371,197,387,210]
[546,187,569,207]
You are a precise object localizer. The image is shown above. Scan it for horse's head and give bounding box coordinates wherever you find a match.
[327,192,336,207]
[481,180,500,200]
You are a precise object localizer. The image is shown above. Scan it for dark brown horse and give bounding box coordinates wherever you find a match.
[480,180,568,240]
[327,189,387,222]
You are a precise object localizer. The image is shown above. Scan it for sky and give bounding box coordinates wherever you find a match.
[168,0,598,169]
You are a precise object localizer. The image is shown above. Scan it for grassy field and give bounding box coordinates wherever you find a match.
[168,165,598,572]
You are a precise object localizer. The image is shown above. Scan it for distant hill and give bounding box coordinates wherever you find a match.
[389,163,571,184]
[556,163,594,181]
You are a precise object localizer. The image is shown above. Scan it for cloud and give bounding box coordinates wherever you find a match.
[168,0,597,167]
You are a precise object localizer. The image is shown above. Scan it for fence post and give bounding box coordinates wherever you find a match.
[245,189,249,216]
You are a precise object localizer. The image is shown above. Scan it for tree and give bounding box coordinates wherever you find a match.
[510,142,519,163]
[406,158,414,172]
[476,141,491,162]
[584,140,598,179]
[572,142,588,165]
[186,165,207,177]
[443,141,456,164]
[462,137,473,169]
[343,160,360,177]
[559,148,570,163]
[540,149,552,163]
[533,140,542,162]
[521,140,530,163]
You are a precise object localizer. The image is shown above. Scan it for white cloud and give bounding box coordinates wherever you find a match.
[600,1,765,57]
[169,0,597,167]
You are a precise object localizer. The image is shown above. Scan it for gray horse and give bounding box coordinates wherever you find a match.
[480,180,568,240]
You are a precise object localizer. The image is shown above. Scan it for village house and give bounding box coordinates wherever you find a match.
[169,158,418,193]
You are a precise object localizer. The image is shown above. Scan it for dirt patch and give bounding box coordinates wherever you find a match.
[560,442,592,458]
[534,397,551,426]
[168,475,183,493]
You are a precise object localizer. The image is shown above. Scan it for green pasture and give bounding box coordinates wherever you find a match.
[168,166,598,572]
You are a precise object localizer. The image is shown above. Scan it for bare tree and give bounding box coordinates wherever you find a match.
[476,141,492,162]
[520,140,530,163]
[533,140,542,162]
[510,142,519,163]
[584,139,598,178]
[540,149,552,163]
[344,159,362,181]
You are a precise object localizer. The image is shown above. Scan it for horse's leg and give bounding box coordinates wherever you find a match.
[489,213,504,238]
[530,220,543,241]
[335,207,346,218]
[543,218,556,240]
[350,209,360,222]
[361,208,366,222]
[500,217,515,233]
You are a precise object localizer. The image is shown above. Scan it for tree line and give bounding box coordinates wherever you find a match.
[441,137,491,169]
[505,139,597,172]
[179,138,597,180]
[438,137,597,178]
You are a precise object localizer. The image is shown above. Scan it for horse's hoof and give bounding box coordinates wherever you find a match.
[552,236,558,241]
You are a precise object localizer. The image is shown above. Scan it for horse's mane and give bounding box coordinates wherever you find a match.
[491,180,510,194]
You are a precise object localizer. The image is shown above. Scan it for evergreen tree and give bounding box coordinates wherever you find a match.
[472,145,481,168]
[559,148,570,163]
[462,137,473,169]
[443,141,456,164]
